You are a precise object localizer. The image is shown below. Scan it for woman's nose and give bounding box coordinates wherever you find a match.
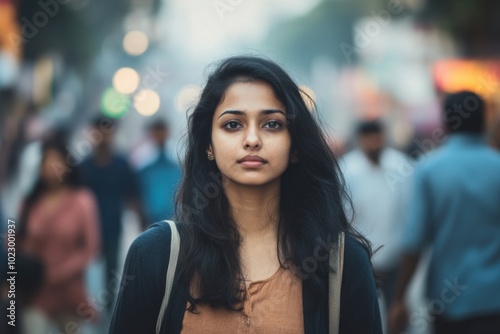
[243,127,262,149]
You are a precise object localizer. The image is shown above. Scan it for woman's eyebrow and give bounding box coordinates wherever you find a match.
[217,109,285,119]
[261,109,286,116]
[217,110,244,119]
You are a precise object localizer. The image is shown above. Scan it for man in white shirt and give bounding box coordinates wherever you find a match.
[341,120,411,309]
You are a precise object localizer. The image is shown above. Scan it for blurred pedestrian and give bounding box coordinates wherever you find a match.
[111,56,382,333]
[341,120,411,314]
[18,139,100,333]
[138,119,182,225]
[80,115,148,311]
[389,91,500,334]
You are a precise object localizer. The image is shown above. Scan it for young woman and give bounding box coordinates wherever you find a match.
[18,139,100,333]
[110,56,382,333]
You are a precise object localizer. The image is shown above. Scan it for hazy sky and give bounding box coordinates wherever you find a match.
[161,0,321,60]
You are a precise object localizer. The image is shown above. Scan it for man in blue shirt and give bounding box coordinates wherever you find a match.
[389,91,500,334]
[138,119,181,225]
[80,116,148,311]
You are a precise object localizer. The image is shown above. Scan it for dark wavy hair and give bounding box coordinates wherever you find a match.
[175,56,373,311]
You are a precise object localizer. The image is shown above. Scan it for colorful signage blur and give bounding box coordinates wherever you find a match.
[0,0,20,58]
[433,59,500,99]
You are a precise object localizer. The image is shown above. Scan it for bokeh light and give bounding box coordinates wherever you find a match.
[100,87,130,118]
[175,85,201,113]
[134,89,160,116]
[112,67,140,94]
[123,30,149,56]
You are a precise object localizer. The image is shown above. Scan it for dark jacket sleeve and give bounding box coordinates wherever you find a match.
[339,235,383,334]
[109,223,171,334]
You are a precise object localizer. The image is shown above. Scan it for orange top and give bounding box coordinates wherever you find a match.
[181,266,304,333]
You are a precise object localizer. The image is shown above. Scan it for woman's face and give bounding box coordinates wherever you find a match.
[209,80,295,187]
[41,148,66,187]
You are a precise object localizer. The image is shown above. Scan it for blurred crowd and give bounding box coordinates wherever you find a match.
[1,114,182,333]
[1,87,499,334]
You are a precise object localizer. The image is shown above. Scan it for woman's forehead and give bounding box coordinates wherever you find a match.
[215,81,286,116]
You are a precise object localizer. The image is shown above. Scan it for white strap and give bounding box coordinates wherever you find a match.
[329,232,345,334]
[156,220,181,334]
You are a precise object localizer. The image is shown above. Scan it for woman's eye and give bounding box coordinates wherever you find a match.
[264,121,282,129]
[223,121,241,129]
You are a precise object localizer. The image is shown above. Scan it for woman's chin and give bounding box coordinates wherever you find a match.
[225,176,281,188]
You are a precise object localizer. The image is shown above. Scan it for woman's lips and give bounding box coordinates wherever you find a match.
[239,160,266,168]
[237,155,267,168]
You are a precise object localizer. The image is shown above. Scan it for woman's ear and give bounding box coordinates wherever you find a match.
[290,149,298,164]
[206,144,213,155]
[206,144,215,161]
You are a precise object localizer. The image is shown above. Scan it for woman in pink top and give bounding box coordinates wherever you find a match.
[19,139,100,332]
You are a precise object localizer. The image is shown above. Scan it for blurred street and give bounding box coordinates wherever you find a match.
[2,0,500,333]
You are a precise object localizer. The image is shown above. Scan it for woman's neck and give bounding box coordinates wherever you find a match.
[224,179,281,239]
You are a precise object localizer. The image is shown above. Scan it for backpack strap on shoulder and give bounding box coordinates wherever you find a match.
[329,231,345,334]
[156,220,181,334]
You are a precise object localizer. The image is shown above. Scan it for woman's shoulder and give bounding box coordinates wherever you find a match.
[128,221,177,261]
[344,233,371,265]
[342,233,374,288]
[110,221,181,333]
[339,233,382,333]
[119,221,179,299]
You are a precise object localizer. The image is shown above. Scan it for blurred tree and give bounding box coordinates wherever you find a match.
[264,0,359,70]
[263,0,413,70]
[417,0,500,57]
[3,0,139,173]
[16,0,135,72]
[265,0,500,69]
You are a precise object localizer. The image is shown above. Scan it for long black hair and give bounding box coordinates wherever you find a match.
[175,56,373,311]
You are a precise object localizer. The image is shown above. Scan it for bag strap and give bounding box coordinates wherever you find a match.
[329,231,345,334]
[156,220,181,334]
